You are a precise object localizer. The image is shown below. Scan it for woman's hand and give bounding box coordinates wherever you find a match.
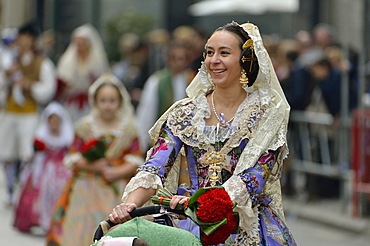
[75,157,108,173]
[101,165,121,183]
[169,195,190,210]
[108,202,137,224]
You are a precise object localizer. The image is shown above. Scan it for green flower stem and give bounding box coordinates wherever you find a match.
[110,183,119,195]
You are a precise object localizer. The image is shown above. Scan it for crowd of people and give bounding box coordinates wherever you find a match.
[0,19,358,246]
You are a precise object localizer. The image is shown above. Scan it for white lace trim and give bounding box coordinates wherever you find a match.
[191,90,261,145]
[186,62,213,98]
[223,176,260,240]
[167,93,262,151]
[121,171,163,202]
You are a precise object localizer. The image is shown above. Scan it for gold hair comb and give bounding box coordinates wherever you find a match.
[242,39,254,50]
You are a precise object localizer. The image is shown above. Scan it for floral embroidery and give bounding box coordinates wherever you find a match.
[238,151,276,207]
[143,126,179,185]
[149,138,168,157]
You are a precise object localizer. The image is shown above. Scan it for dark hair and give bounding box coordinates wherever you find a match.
[214,24,259,86]
[93,82,123,105]
[18,21,41,37]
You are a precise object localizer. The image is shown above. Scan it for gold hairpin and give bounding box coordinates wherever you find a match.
[242,39,254,50]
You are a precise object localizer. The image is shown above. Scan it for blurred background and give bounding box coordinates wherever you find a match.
[0,0,370,245]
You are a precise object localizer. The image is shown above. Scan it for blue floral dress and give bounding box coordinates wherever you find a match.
[134,94,296,245]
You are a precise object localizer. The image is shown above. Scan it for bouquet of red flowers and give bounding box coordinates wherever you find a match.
[81,139,119,195]
[151,186,239,245]
[33,138,46,151]
[81,139,106,161]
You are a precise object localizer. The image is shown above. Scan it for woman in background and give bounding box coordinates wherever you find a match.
[56,23,109,122]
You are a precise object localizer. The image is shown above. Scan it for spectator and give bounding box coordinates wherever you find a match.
[0,21,56,206]
[56,23,109,121]
[136,40,195,153]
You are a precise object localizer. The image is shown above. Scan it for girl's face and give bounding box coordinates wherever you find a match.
[48,114,61,135]
[204,30,242,88]
[94,84,122,121]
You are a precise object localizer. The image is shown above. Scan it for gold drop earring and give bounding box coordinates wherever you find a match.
[240,69,249,88]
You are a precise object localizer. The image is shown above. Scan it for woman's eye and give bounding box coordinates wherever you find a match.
[206,50,214,55]
[221,50,230,55]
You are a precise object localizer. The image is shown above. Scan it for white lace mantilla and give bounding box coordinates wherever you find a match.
[167,91,264,149]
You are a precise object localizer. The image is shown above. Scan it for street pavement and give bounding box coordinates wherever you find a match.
[1,170,370,246]
[283,196,370,246]
[0,171,44,246]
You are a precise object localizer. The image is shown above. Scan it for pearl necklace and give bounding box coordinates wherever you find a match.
[211,90,235,124]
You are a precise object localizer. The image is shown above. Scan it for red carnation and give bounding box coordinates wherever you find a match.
[154,187,239,246]
[201,213,237,245]
[196,188,234,222]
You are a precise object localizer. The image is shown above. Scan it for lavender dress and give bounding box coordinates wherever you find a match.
[137,121,296,245]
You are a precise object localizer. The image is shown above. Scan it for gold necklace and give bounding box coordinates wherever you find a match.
[211,90,235,124]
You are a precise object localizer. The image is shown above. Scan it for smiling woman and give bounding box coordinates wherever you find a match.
[108,21,296,246]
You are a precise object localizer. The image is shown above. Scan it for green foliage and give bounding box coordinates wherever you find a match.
[104,11,155,62]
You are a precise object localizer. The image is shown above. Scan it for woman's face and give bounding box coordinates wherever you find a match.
[204,30,242,88]
[74,36,90,57]
[94,84,122,121]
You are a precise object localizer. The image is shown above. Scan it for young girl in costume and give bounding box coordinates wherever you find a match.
[109,22,297,245]
[46,74,143,246]
[13,101,74,232]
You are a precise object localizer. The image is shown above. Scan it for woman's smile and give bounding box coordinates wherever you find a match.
[211,69,227,76]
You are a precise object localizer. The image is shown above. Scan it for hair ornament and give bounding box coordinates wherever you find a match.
[242,39,254,50]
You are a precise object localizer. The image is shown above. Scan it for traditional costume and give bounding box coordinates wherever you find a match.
[56,24,109,121]
[0,22,56,205]
[122,22,296,245]
[13,101,74,232]
[46,74,143,246]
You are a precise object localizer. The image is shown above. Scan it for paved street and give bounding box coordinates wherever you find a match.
[0,171,44,246]
[1,170,370,246]
[286,216,370,246]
